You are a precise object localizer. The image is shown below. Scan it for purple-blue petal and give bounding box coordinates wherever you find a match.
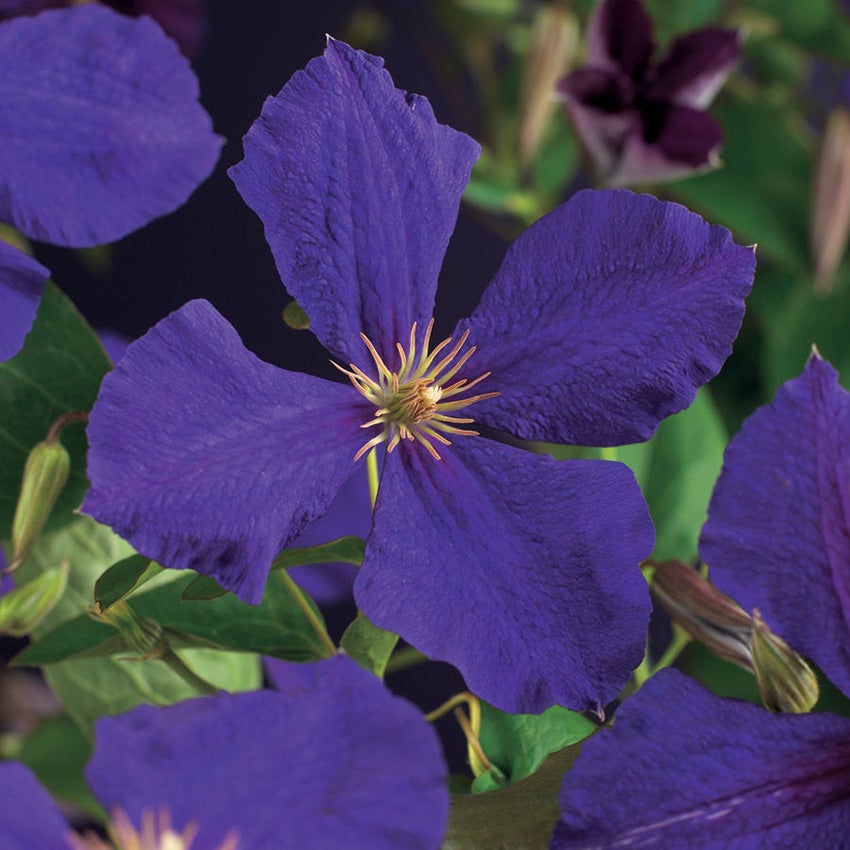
[701,353,850,698]
[552,670,850,849]
[105,0,207,58]
[83,300,368,604]
[0,5,220,247]
[88,655,449,850]
[648,27,741,107]
[462,190,755,446]
[357,438,653,715]
[0,240,48,361]
[0,762,70,849]
[586,0,654,79]
[229,38,480,365]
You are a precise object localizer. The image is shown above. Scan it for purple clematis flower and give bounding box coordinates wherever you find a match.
[701,352,850,699]
[83,39,755,715]
[558,0,740,187]
[0,655,449,850]
[551,669,850,848]
[552,353,850,847]
[0,3,220,360]
[0,0,207,58]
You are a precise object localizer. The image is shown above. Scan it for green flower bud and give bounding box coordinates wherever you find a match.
[751,609,819,714]
[282,299,310,330]
[0,562,69,636]
[9,438,71,572]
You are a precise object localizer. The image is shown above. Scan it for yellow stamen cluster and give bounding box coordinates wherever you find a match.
[334,319,498,461]
[68,808,239,850]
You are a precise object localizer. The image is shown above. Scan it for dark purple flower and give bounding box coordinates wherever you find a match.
[0,3,220,360]
[558,0,740,186]
[701,352,850,698]
[83,39,755,714]
[552,669,850,848]
[0,0,206,57]
[0,655,449,849]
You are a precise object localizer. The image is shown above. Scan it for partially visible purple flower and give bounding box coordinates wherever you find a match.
[83,39,755,714]
[0,4,220,360]
[558,0,740,186]
[0,655,449,850]
[552,353,850,848]
[701,352,850,697]
[551,669,850,848]
[0,0,206,57]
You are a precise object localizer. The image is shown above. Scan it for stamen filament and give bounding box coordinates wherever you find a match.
[344,321,498,462]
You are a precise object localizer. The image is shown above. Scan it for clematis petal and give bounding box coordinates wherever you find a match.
[462,189,755,446]
[552,670,850,848]
[357,437,653,715]
[0,762,70,849]
[0,5,220,247]
[83,300,368,604]
[642,101,724,167]
[229,38,480,365]
[648,27,741,108]
[0,240,49,361]
[586,0,654,79]
[701,353,850,698]
[88,655,449,850]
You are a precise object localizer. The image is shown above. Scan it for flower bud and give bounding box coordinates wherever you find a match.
[0,561,69,636]
[8,438,70,572]
[811,107,850,291]
[282,299,310,330]
[95,599,165,659]
[751,609,819,714]
[649,559,753,669]
[518,5,577,167]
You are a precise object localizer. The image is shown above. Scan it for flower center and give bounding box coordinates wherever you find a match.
[69,808,239,850]
[334,319,498,461]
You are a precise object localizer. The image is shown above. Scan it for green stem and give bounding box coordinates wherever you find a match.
[277,570,336,658]
[366,447,379,510]
[633,628,692,689]
[161,649,219,696]
[599,445,618,462]
[425,691,489,776]
[385,645,428,674]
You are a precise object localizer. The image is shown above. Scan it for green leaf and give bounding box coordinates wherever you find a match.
[643,0,721,42]
[748,0,850,63]
[94,554,161,612]
[0,283,111,538]
[758,268,850,393]
[181,573,228,601]
[670,99,811,274]
[20,568,333,668]
[339,613,398,678]
[13,515,260,733]
[618,388,727,562]
[443,747,579,849]
[14,513,135,632]
[15,715,101,819]
[271,535,366,570]
[43,647,260,736]
[471,702,595,793]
